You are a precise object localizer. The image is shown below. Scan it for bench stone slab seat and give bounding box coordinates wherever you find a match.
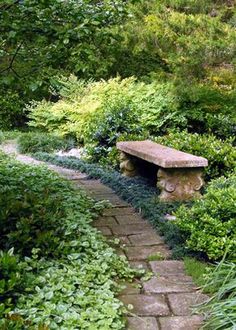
[117,140,208,202]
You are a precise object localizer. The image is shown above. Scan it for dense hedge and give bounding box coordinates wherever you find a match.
[176,175,236,260]
[0,152,135,329]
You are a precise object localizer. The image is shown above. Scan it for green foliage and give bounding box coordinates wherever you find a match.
[175,84,236,139]
[28,77,185,163]
[198,257,236,329]
[17,132,75,154]
[0,90,25,130]
[28,76,236,167]
[0,152,135,327]
[0,131,4,144]
[183,257,209,287]
[154,130,236,181]
[0,0,130,110]
[0,249,25,319]
[176,175,236,260]
[123,0,236,81]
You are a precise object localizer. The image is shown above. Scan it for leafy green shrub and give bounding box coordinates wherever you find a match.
[175,175,236,260]
[198,258,236,329]
[154,131,236,181]
[0,91,25,130]
[0,249,25,319]
[176,84,236,139]
[17,132,75,154]
[28,77,188,163]
[0,152,135,328]
[0,131,4,144]
[28,76,236,166]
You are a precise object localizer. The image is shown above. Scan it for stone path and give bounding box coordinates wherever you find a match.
[1,142,208,330]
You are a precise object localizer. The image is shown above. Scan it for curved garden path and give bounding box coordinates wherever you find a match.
[1,141,208,330]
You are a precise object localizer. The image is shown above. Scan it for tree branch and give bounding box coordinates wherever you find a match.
[0,0,20,12]
[0,42,23,75]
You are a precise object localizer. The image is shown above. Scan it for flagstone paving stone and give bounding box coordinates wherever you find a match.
[125,246,171,261]
[149,260,185,275]
[119,294,170,316]
[168,292,208,316]
[115,214,144,225]
[128,232,164,246]
[143,276,197,294]
[127,317,160,330]
[159,316,203,330]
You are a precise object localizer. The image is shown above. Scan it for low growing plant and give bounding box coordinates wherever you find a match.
[175,175,236,261]
[198,257,236,329]
[0,152,136,328]
[17,132,75,154]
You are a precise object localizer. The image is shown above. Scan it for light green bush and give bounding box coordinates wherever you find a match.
[175,175,236,260]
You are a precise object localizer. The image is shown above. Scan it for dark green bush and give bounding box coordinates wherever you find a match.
[0,153,93,256]
[17,132,75,154]
[0,131,4,144]
[0,250,25,319]
[175,175,236,261]
[176,84,236,139]
[0,91,25,130]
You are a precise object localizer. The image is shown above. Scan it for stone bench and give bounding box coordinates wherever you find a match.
[116,140,208,202]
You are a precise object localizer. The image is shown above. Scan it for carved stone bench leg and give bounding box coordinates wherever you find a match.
[119,152,138,177]
[157,167,204,202]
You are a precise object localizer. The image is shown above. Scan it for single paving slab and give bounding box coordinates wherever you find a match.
[0,141,208,329]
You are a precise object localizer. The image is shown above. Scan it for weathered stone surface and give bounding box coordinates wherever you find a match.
[159,316,203,330]
[126,246,170,261]
[103,207,136,216]
[149,261,185,275]
[143,276,196,294]
[119,282,141,295]
[128,232,164,246]
[93,216,117,227]
[114,248,126,257]
[115,214,144,225]
[79,179,103,187]
[127,317,160,330]
[157,168,204,202]
[130,261,150,271]
[110,223,152,236]
[116,236,130,245]
[120,294,170,316]
[117,141,208,168]
[96,227,112,236]
[168,293,209,316]
[92,194,129,206]
[120,151,139,177]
